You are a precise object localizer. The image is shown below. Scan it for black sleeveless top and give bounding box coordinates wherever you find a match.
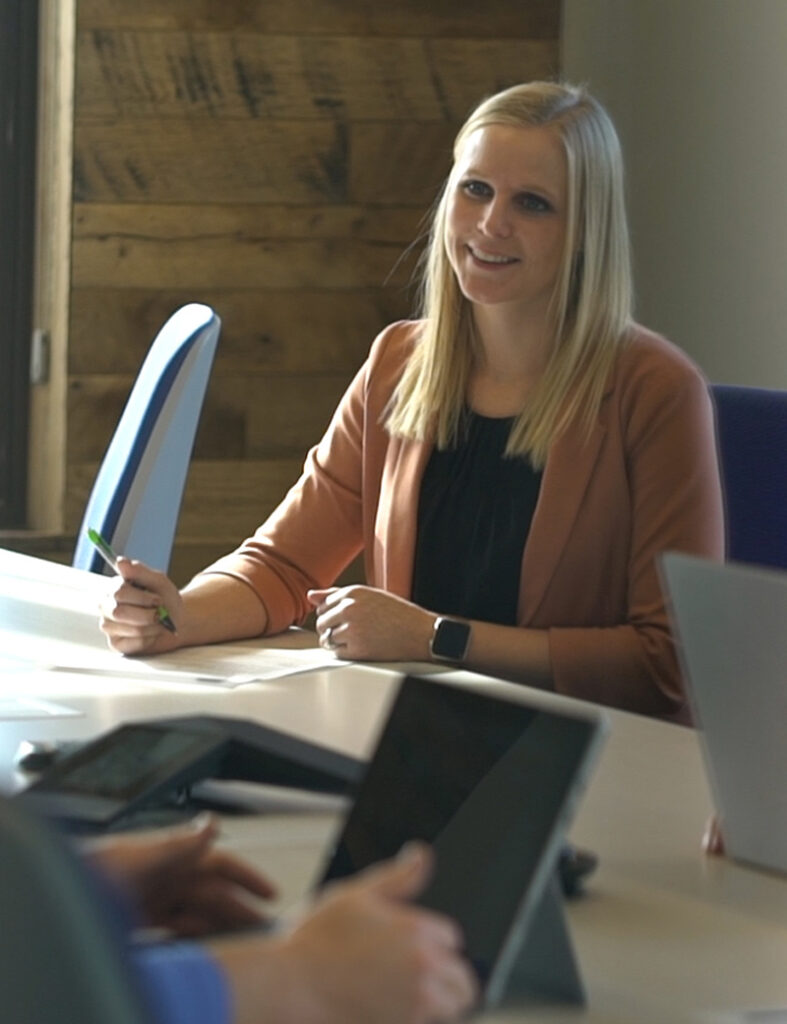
[411,410,543,625]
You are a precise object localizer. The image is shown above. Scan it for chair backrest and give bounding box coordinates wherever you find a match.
[710,383,787,570]
[73,303,221,574]
[0,795,155,1024]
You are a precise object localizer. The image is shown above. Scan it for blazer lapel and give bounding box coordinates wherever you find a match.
[377,387,611,616]
[377,436,433,598]
[518,412,607,622]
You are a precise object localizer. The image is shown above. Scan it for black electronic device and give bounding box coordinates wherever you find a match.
[557,843,598,898]
[317,674,606,1008]
[16,714,363,832]
[430,616,472,662]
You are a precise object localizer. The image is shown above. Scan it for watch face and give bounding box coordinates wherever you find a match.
[432,618,471,661]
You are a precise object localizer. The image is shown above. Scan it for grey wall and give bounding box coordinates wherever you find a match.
[562,0,787,386]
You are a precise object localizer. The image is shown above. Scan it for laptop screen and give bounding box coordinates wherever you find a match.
[661,551,787,875]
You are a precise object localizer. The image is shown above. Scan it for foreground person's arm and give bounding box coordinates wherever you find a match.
[106,834,475,1024]
[206,845,477,1024]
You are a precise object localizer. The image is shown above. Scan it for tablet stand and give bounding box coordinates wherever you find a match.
[498,874,586,1007]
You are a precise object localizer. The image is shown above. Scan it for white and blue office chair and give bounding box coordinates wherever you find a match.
[73,303,221,575]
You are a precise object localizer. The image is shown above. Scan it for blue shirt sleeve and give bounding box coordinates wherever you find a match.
[132,942,232,1024]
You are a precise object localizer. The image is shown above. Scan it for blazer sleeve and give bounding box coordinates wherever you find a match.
[198,323,416,635]
[201,371,367,634]
[548,354,724,719]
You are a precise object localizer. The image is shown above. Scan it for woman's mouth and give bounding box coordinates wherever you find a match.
[467,244,518,266]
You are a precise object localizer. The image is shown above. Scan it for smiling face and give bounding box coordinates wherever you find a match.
[444,123,569,323]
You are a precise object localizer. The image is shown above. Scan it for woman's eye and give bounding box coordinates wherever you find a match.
[518,192,552,213]
[461,179,492,199]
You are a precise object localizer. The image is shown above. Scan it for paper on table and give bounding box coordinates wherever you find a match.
[1,603,342,686]
[72,645,344,688]
[1,633,343,688]
[138,643,344,686]
[119,628,343,685]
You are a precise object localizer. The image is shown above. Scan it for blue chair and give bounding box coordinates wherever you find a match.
[73,303,221,575]
[710,383,787,570]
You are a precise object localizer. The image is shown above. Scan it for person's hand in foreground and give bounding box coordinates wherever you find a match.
[211,842,478,1024]
[83,813,277,936]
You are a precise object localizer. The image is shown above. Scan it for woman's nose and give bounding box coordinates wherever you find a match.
[479,198,512,238]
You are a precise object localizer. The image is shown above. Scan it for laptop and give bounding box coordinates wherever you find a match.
[315,673,607,1008]
[661,552,787,875]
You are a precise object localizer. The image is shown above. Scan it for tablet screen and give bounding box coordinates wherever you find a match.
[39,726,218,800]
[318,675,600,990]
[19,724,226,826]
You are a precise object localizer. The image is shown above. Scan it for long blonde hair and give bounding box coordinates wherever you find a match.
[386,81,633,468]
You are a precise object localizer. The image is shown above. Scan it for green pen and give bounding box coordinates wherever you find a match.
[87,527,177,634]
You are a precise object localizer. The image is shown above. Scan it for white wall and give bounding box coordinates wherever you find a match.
[562,0,787,386]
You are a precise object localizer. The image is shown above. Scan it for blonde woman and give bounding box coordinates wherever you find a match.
[100,82,724,720]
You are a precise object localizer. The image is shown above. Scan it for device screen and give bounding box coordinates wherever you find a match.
[28,725,221,802]
[319,676,598,986]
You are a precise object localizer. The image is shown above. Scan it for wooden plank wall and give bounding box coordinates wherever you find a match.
[66,0,559,584]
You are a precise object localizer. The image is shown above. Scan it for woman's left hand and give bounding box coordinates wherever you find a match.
[307,586,435,662]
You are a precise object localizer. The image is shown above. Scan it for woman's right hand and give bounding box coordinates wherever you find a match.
[98,557,184,655]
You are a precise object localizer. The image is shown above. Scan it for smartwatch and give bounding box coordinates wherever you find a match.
[430,616,471,663]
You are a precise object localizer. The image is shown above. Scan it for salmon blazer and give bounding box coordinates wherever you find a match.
[206,320,724,719]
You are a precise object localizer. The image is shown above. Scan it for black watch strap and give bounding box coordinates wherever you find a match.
[430,616,471,663]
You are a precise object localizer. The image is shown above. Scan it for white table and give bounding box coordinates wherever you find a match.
[1,549,786,1023]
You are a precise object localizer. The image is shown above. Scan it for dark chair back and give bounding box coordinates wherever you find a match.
[711,383,787,570]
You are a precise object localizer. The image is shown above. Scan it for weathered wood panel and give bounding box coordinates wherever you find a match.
[76,0,560,39]
[69,287,411,375]
[73,120,455,205]
[68,371,351,462]
[239,374,349,456]
[72,234,418,289]
[350,123,456,204]
[73,119,349,203]
[170,542,364,590]
[46,0,562,562]
[67,376,133,462]
[76,32,557,122]
[169,541,243,586]
[70,203,426,290]
[66,457,307,538]
[177,459,310,539]
[73,202,423,241]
